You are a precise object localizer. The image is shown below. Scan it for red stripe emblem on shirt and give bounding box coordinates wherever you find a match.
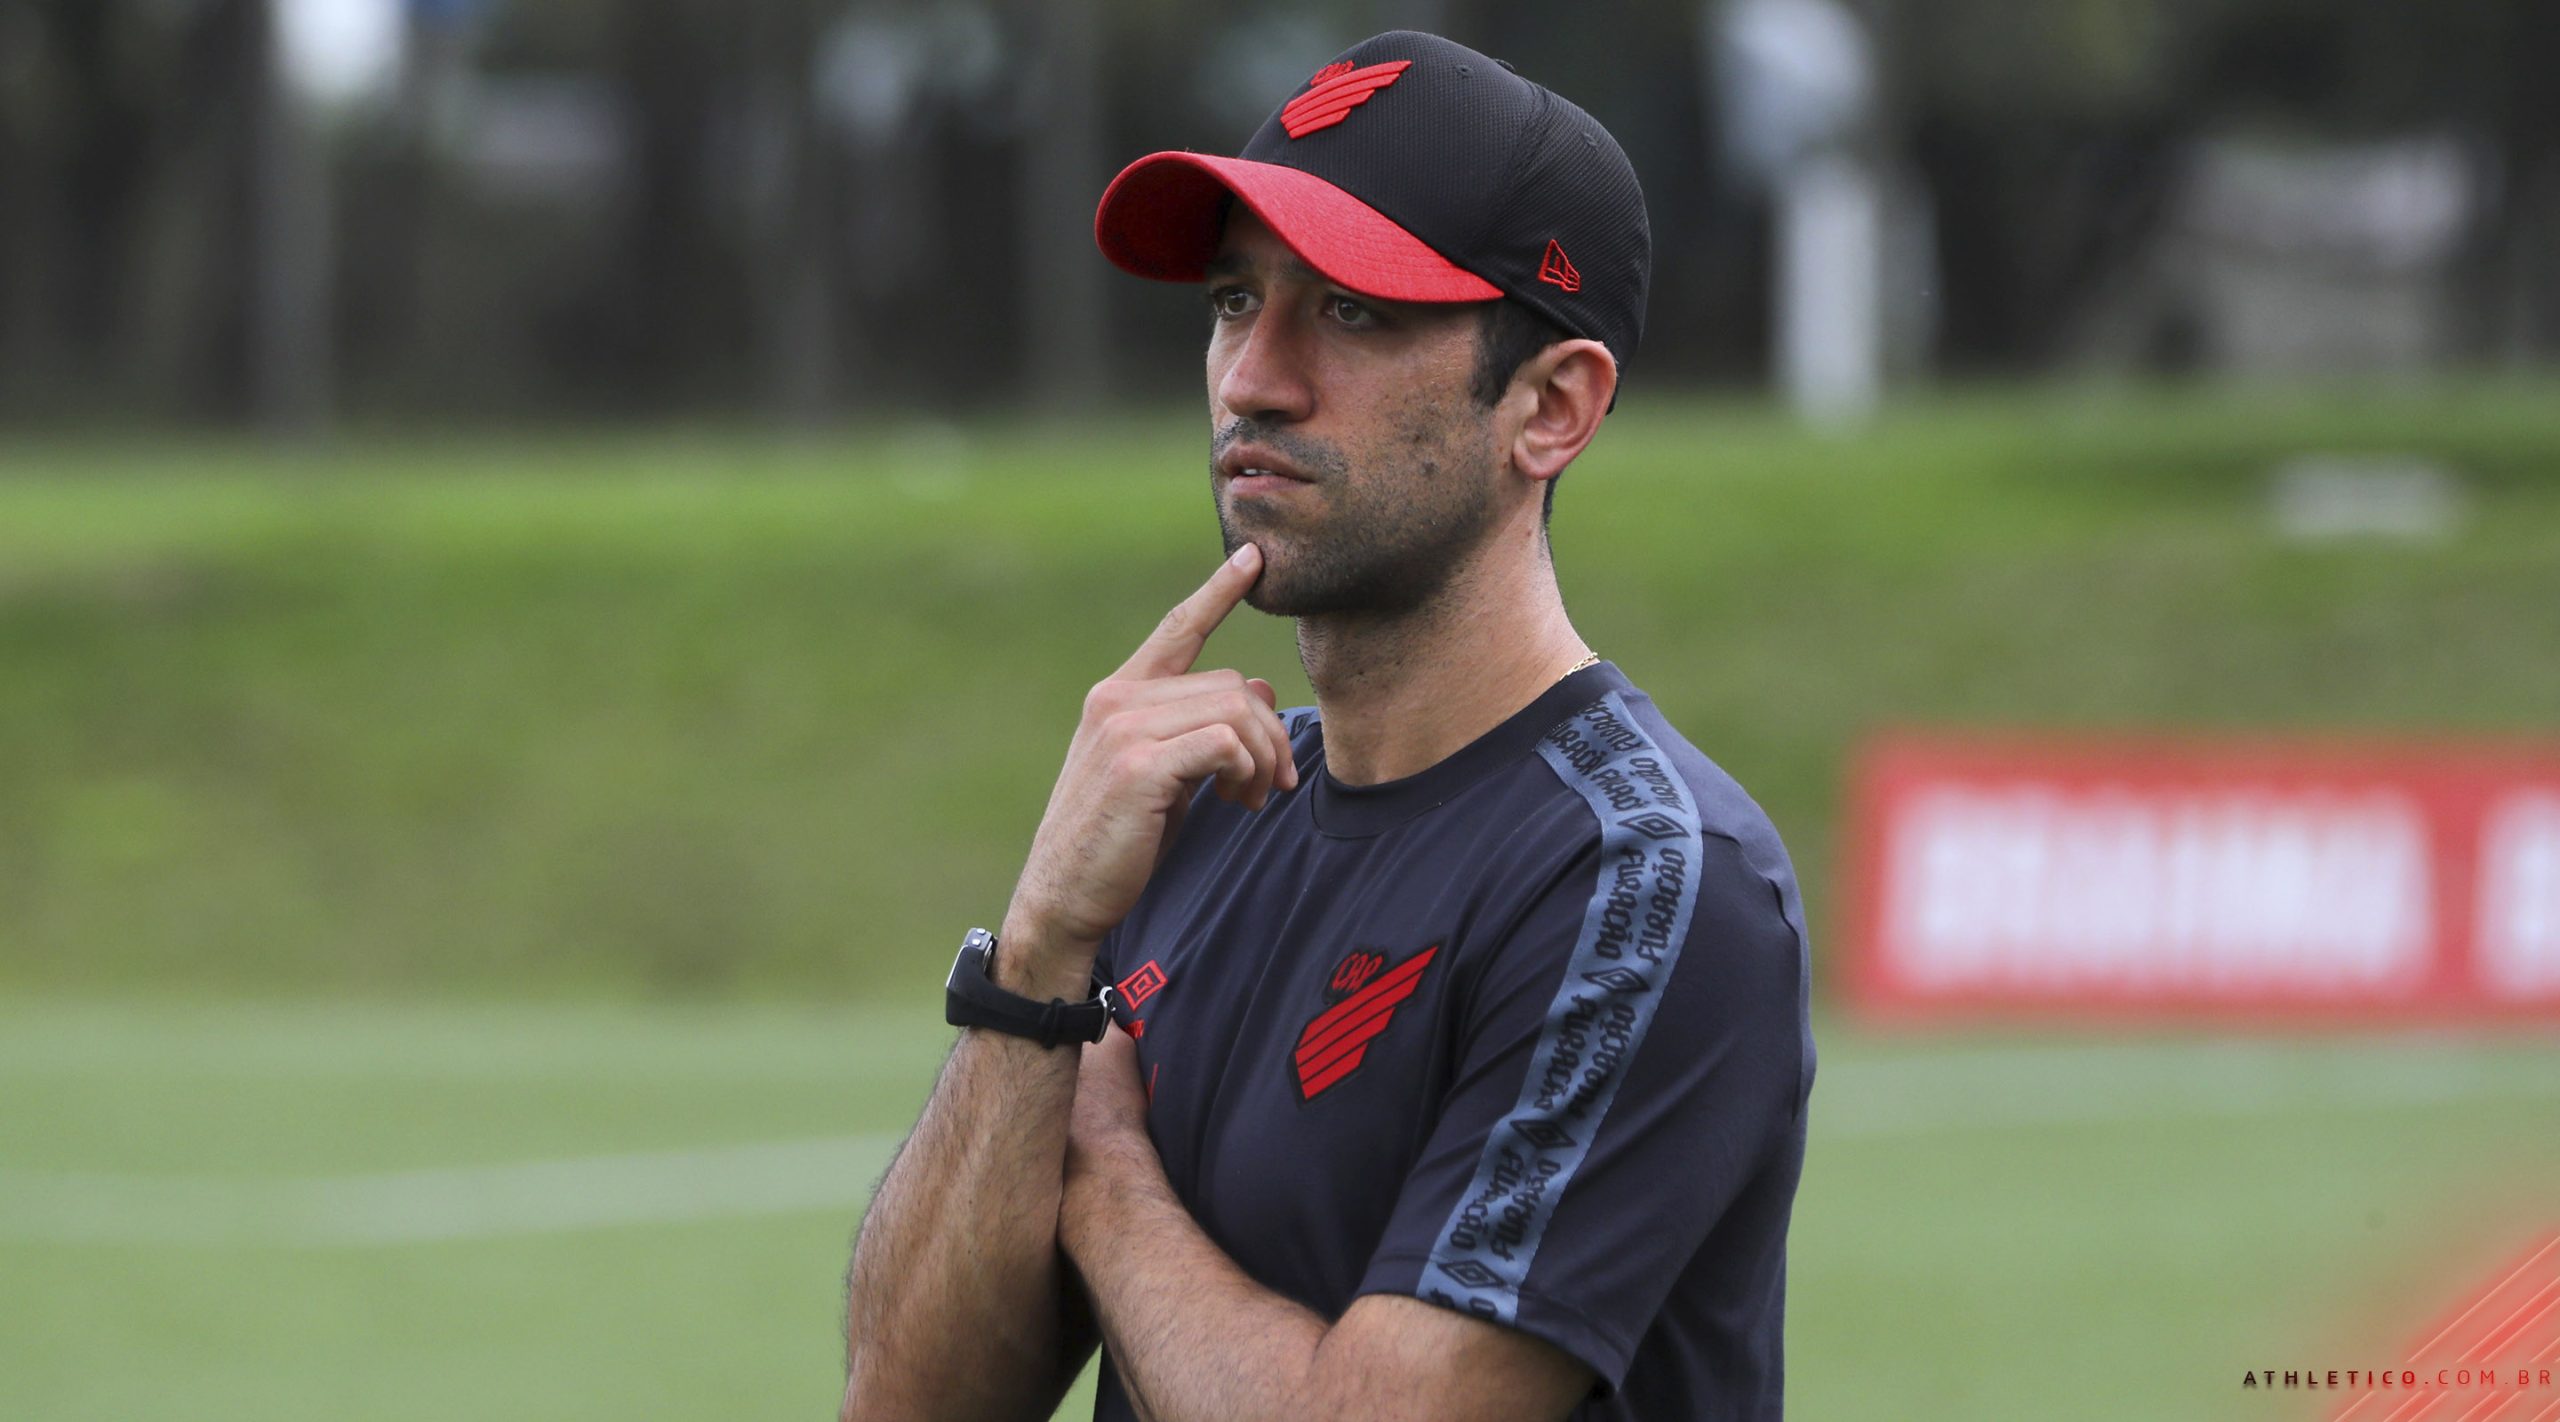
[1292,945,1439,1099]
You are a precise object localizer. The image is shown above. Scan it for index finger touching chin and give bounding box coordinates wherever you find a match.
[1117,541,1262,680]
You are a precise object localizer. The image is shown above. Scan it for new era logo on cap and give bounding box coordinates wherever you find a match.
[1538,239,1581,293]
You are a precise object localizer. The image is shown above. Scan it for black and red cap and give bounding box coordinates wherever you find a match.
[1095,30,1650,379]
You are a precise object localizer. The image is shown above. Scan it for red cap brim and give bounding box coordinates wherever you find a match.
[1094,152,1501,303]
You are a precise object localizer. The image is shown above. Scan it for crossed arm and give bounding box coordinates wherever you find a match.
[840,548,1592,1421]
[1054,1026,1594,1422]
[839,1001,1593,1422]
[839,920,1096,1422]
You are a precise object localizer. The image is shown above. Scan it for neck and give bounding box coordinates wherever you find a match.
[1298,521,1590,786]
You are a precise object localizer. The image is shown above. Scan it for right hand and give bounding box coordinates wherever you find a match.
[1003,543,1298,969]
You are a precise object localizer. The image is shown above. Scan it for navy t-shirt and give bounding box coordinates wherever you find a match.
[1088,660,1815,1420]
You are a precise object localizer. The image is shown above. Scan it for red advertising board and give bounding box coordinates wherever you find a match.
[1842,735,2560,1024]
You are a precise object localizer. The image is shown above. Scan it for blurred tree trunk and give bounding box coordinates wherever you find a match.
[1021,0,1106,409]
[0,4,39,400]
[186,0,268,419]
[251,0,332,436]
[2486,5,2560,362]
[613,0,736,405]
[350,7,463,373]
[40,0,155,388]
[750,2,839,426]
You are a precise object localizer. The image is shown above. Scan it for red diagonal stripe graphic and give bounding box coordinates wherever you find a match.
[2434,1275,2560,1374]
[1296,990,1395,1062]
[1281,61,1407,120]
[2383,1392,2445,1422]
[1294,949,1437,1064]
[2455,1393,2516,1422]
[1293,945,1438,1098]
[1299,1043,1374,1098]
[2344,1237,2560,1422]
[1294,983,1422,1087]
[2467,1282,2560,1363]
[1295,969,1423,1066]
[1279,60,1409,137]
[1292,66,1389,107]
[2409,1237,2560,1361]
[1288,85,1391,122]
[1296,995,1409,1083]
[1284,97,1377,134]
[1281,96,1385,137]
[1297,956,1420,1047]
[1286,82,1384,124]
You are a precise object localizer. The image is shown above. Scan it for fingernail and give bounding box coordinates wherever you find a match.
[1229,543,1257,568]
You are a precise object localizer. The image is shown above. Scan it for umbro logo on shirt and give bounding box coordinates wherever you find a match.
[1113,959,1168,1039]
[1293,945,1439,1100]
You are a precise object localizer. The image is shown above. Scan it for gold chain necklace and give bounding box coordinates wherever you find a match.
[1562,651,1600,677]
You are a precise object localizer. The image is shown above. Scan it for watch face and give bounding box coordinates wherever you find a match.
[949,927,995,991]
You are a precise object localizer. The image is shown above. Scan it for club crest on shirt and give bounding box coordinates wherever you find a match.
[1293,945,1439,1100]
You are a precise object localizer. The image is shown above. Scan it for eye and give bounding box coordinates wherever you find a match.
[1207,286,1259,320]
[1327,295,1379,329]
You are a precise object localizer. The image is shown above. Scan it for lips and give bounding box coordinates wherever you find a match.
[1216,445,1313,486]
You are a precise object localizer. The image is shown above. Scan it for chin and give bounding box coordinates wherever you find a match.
[1233,543,1311,615]
[1238,546,1292,613]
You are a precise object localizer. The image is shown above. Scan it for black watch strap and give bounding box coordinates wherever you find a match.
[944,927,1114,1048]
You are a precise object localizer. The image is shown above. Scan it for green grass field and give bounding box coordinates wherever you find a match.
[6,383,2560,1419]
[6,1001,2557,1421]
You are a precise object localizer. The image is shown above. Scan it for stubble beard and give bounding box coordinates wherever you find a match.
[1212,412,1502,620]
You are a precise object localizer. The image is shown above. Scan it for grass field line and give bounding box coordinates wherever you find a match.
[5,1037,2556,1247]
[0,1134,905,1247]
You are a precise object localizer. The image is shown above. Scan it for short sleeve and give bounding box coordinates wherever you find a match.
[1354,829,1807,1392]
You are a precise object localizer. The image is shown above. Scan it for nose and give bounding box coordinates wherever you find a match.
[1211,301,1316,426]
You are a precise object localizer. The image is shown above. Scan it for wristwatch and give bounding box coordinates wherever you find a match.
[943,927,1114,1048]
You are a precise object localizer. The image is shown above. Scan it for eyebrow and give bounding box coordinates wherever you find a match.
[1203,249,1328,285]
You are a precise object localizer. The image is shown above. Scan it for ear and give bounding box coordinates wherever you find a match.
[1502,338,1617,488]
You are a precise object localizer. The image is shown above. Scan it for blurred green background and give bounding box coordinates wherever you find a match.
[8,390,2560,1420]
[10,0,2560,1417]
[9,389,2560,1001]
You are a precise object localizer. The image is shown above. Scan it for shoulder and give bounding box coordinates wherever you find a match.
[1535,685,1804,912]
[1525,683,1811,1029]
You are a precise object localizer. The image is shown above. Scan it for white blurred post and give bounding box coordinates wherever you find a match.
[1775,152,1882,428]
[256,0,359,437]
[1711,0,1887,429]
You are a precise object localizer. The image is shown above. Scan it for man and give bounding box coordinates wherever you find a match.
[842,30,1814,1422]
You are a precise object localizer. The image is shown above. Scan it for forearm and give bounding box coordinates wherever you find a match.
[842,545,1293,1419]
[1061,1139,1328,1422]
[1056,1031,1593,1422]
[841,925,1095,1422]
